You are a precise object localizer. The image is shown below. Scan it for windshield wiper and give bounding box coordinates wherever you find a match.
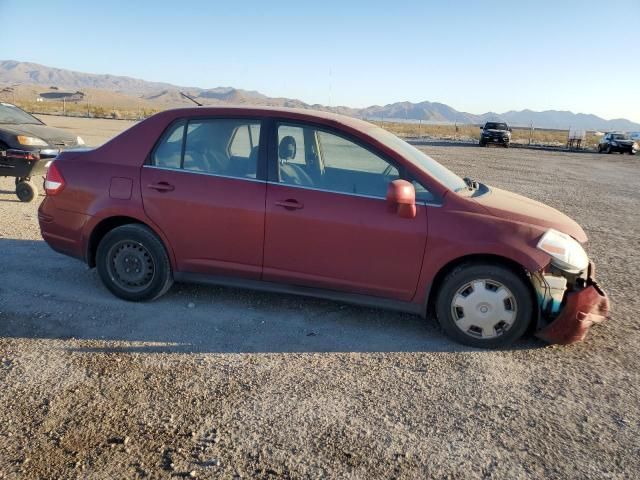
[463,177,479,190]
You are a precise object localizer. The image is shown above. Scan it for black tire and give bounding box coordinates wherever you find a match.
[606,145,612,154]
[479,141,486,147]
[96,224,173,301]
[435,263,533,349]
[16,180,37,202]
[504,143,510,148]
[597,145,602,153]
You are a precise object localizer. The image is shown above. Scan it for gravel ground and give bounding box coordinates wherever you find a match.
[0,118,639,479]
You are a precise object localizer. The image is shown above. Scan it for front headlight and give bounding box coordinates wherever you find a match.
[16,135,48,147]
[537,229,589,273]
[76,136,85,145]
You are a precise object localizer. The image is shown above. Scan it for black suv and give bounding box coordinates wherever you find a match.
[598,132,637,155]
[479,122,512,147]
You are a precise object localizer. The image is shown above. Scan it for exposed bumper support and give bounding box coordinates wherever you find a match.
[536,277,609,345]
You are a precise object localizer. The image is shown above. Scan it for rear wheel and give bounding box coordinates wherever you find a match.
[16,179,37,202]
[435,263,533,348]
[96,224,173,301]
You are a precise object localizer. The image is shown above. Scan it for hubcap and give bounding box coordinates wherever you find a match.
[451,279,517,339]
[107,241,155,292]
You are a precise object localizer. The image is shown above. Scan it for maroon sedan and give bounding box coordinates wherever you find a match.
[38,107,609,348]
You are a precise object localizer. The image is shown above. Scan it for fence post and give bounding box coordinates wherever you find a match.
[62,98,66,116]
[529,122,533,145]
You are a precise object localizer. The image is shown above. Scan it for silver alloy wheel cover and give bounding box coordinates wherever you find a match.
[450,279,518,339]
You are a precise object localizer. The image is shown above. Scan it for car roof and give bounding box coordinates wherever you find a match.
[156,105,378,133]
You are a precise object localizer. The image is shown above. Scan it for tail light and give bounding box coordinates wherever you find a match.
[44,162,65,196]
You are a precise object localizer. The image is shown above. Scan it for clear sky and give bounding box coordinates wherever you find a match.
[1,0,638,122]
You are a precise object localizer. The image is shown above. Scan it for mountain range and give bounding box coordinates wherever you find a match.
[1,60,638,131]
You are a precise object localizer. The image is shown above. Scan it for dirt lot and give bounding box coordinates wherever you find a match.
[1,117,639,479]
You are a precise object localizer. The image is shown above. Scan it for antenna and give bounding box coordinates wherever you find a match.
[328,68,332,107]
[180,91,203,107]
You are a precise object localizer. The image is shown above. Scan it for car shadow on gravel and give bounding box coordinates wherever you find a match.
[0,239,547,354]
[0,189,20,202]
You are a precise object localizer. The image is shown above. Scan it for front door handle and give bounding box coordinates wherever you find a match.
[147,182,175,192]
[275,199,304,210]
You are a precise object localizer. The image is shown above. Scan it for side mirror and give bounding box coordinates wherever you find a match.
[480,126,484,130]
[386,180,416,219]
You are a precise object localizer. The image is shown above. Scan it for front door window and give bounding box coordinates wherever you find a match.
[276,124,400,198]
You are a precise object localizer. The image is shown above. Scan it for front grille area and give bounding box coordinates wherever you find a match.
[49,139,76,147]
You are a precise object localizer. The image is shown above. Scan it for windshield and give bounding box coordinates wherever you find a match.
[369,126,468,192]
[484,122,508,130]
[0,103,43,125]
[612,134,630,140]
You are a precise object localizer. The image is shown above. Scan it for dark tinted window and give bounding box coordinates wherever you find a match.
[484,122,508,130]
[0,102,43,125]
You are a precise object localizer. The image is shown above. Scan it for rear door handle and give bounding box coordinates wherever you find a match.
[275,199,304,210]
[147,182,175,192]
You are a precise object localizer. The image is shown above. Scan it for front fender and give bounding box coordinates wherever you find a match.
[414,208,552,305]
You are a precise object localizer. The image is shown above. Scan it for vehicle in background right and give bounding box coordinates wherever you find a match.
[479,122,511,147]
[598,132,638,155]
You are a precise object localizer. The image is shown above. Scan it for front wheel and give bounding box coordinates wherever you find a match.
[435,263,533,348]
[96,224,173,301]
[16,179,38,202]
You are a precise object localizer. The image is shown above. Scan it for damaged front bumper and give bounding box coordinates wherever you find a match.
[533,263,609,345]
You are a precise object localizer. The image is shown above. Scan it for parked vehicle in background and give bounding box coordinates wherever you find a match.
[479,122,511,147]
[39,106,608,348]
[598,132,638,154]
[0,102,85,201]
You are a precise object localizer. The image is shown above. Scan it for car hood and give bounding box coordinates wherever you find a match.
[472,187,587,243]
[1,123,78,146]
[612,139,634,145]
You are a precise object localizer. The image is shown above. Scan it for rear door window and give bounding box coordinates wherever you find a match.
[152,120,186,169]
[229,124,260,157]
[151,118,261,179]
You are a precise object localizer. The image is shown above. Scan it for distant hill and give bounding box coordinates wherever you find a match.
[1,60,638,131]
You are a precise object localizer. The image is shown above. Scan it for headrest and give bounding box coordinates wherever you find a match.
[278,136,297,161]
